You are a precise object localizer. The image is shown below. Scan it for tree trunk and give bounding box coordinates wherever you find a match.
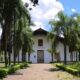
[4,32,9,67]
[76,51,78,62]
[64,43,67,64]
[14,52,16,65]
[28,53,31,62]
[22,53,25,62]
[1,32,8,67]
[51,53,53,62]
[8,52,11,66]
[13,12,16,65]
[1,6,13,67]
[70,51,73,62]
[72,52,73,62]
[4,47,8,67]
[79,52,80,61]
[8,30,12,66]
[22,48,24,62]
[23,53,26,62]
[17,52,19,63]
[22,47,26,62]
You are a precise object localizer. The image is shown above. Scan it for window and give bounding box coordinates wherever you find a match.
[38,39,43,46]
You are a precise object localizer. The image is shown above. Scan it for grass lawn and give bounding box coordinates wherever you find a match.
[0,63,5,68]
[0,63,21,68]
[0,62,29,68]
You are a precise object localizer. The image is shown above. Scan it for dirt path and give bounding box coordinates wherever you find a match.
[4,64,80,80]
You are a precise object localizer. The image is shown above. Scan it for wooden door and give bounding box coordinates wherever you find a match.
[37,50,44,63]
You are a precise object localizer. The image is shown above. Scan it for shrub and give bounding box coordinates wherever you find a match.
[0,63,29,79]
[50,61,54,63]
[56,63,66,70]
[20,63,24,69]
[20,63,28,69]
[8,64,20,74]
[0,69,8,79]
[56,63,80,75]
[8,67,15,74]
[68,62,80,71]
[0,63,28,79]
[28,61,32,64]
[23,63,28,67]
[66,66,79,74]
[14,65,21,70]
[8,63,28,74]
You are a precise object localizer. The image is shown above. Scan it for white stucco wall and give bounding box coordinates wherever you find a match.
[2,38,78,63]
[30,35,52,63]
[55,42,73,61]
[0,32,79,63]
[56,42,64,61]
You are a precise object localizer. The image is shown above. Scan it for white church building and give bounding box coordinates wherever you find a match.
[0,28,79,63]
[28,28,79,63]
[30,28,52,63]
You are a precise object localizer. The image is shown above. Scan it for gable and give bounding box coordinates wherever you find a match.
[33,28,48,36]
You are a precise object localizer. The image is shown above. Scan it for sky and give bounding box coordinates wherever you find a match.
[60,0,80,15]
[0,0,80,36]
[22,0,80,31]
[23,0,64,30]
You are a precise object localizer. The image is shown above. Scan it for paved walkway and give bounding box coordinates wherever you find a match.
[4,64,79,80]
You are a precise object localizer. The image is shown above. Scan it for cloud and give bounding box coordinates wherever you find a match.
[71,8,76,13]
[22,0,64,30]
[30,22,46,31]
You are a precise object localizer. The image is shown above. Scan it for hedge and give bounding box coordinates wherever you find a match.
[20,63,28,69]
[8,63,28,74]
[56,63,65,70]
[0,62,28,79]
[66,66,79,74]
[56,63,80,75]
[8,64,21,74]
[0,68,9,79]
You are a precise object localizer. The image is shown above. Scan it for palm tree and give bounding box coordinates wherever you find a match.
[47,30,58,62]
[76,38,80,61]
[49,12,69,64]
[22,27,33,62]
[67,14,80,62]
[47,48,56,62]
[73,15,80,61]
[12,0,32,65]
[0,0,32,67]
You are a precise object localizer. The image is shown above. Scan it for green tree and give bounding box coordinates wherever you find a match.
[47,29,58,62]
[49,12,70,64]
[22,27,33,62]
[0,0,32,67]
